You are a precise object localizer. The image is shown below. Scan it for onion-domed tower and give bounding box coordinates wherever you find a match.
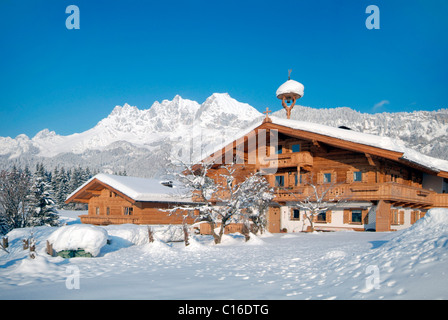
[276,70,304,119]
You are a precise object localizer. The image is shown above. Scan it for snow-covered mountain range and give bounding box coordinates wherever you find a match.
[1,93,447,177]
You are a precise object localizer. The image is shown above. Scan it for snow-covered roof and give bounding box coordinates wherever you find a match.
[269,117,448,173]
[67,173,194,203]
[276,80,304,98]
[203,116,448,175]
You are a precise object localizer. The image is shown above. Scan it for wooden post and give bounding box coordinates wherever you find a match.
[241,223,251,242]
[183,224,190,246]
[2,237,8,249]
[22,239,29,250]
[147,226,154,243]
[46,240,54,257]
[29,238,36,259]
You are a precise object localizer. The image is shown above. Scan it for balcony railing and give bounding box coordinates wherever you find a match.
[261,151,313,169]
[80,215,140,225]
[430,193,448,208]
[272,182,436,206]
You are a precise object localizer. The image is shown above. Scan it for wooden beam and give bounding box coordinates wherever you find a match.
[365,153,376,167]
[437,171,448,179]
[72,199,89,204]
[86,189,102,195]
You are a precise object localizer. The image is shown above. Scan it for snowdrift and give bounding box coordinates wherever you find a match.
[353,208,448,298]
[380,208,448,254]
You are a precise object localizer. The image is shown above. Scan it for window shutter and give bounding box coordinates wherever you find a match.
[411,210,416,224]
[399,210,405,225]
[326,210,332,223]
[362,170,368,183]
[317,172,323,184]
[343,209,350,224]
[346,170,353,183]
[390,209,398,225]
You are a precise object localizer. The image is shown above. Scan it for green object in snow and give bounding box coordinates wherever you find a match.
[56,249,93,258]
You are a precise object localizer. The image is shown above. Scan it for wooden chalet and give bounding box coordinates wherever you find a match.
[67,75,448,233]
[65,173,196,225]
[196,114,448,233]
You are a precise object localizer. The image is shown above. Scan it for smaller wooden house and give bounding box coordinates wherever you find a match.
[65,173,196,225]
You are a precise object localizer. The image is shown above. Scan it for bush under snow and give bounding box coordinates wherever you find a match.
[47,224,109,257]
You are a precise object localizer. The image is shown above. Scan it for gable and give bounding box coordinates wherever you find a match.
[65,178,136,204]
[199,117,448,178]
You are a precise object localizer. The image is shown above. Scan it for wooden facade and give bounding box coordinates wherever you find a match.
[67,118,448,233]
[66,175,196,226]
[198,119,448,232]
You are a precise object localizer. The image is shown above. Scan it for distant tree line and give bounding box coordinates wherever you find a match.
[0,163,110,235]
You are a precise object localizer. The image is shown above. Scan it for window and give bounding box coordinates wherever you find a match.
[353,171,362,182]
[124,207,133,215]
[323,173,332,183]
[106,207,110,215]
[275,175,284,187]
[317,212,326,222]
[95,207,100,215]
[291,144,301,153]
[351,210,362,223]
[275,145,283,155]
[292,209,301,220]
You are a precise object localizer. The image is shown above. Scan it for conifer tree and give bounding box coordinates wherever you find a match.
[28,164,59,227]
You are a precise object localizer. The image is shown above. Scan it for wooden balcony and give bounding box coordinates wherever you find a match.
[261,151,313,170]
[80,215,140,225]
[273,182,436,207]
[430,193,448,208]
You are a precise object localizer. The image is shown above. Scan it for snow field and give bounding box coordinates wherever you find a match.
[0,209,447,299]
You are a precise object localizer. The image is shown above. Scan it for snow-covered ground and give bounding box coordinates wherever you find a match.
[0,209,447,300]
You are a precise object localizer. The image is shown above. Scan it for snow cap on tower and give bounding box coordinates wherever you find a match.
[276,79,304,100]
[276,70,304,119]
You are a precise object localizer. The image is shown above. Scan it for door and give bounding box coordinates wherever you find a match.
[268,207,281,233]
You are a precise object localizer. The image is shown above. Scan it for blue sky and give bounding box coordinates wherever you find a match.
[1,0,447,138]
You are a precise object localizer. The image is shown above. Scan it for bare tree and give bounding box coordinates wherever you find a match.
[166,158,223,244]
[237,172,274,235]
[0,168,32,234]
[167,159,274,244]
[285,175,347,232]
